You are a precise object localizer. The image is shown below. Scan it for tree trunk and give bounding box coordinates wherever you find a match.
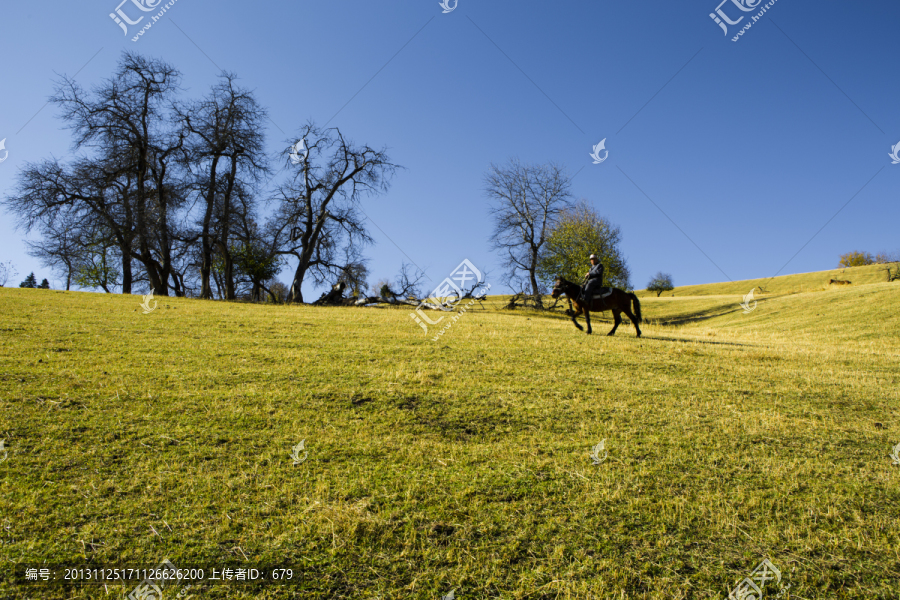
[529,262,543,308]
[262,283,276,304]
[200,240,214,299]
[121,249,133,294]
[156,195,174,297]
[211,268,224,300]
[171,271,184,297]
[289,262,308,303]
[198,154,221,300]
[224,253,235,300]
[220,155,239,300]
[142,255,167,296]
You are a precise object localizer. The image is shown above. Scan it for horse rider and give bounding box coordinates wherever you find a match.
[581,254,604,302]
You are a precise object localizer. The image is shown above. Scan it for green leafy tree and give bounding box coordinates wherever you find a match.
[232,242,280,302]
[537,201,631,291]
[19,273,37,288]
[646,272,674,297]
[838,251,874,268]
[72,236,121,293]
[39,279,51,289]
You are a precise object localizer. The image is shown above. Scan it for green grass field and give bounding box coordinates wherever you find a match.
[1,266,899,599]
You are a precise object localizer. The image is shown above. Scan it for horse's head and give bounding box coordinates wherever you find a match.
[550,277,567,299]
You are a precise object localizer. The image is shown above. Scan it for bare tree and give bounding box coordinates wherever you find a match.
[369,262,427,304]
[485,159,573,308]
[178,73,267,300]
[271,124,399,303]
[337,258,370,298]
[24,215,85,291]
[5,157,137,293]
[6,53,273,300]
[0,261,17,287]
[50,52,183,295]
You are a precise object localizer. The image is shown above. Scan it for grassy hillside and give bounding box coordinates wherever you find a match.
[1,280,898,599]
[634,262,899,297]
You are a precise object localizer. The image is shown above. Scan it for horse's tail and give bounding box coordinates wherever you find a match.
[629,292,642,323]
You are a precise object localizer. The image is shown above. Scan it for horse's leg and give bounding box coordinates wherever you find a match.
[623,305,642,337]
[584,309,592,334]
[608,310,621,336]
[570,299,584,331]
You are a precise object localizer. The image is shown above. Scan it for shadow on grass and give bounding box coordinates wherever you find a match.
[646,303,757,326]
[636,335,755,347]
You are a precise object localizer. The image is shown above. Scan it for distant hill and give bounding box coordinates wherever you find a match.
[634,262,899,297]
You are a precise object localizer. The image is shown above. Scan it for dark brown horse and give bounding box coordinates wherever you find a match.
[551,277,642,337]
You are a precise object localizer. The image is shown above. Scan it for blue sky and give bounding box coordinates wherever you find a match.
[1,1,897,297]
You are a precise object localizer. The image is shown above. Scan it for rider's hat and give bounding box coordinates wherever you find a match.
[589,254,598,259]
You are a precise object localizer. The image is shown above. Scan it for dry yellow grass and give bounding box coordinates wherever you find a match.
[634,262,899,297]
[1,271,898,599]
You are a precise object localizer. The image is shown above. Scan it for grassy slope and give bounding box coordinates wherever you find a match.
[633,262,899,297]
[1,276,898,599]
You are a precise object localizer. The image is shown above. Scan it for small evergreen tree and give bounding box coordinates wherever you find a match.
[19,273,37,288]
[39,278,51,289]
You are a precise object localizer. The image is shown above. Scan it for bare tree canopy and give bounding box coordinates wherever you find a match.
[50,52,185,296]
[178,72,268,300]
[270,123,399,303]
[0,261,17,288]
[3,52,405,304]
[485,159,573,306]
